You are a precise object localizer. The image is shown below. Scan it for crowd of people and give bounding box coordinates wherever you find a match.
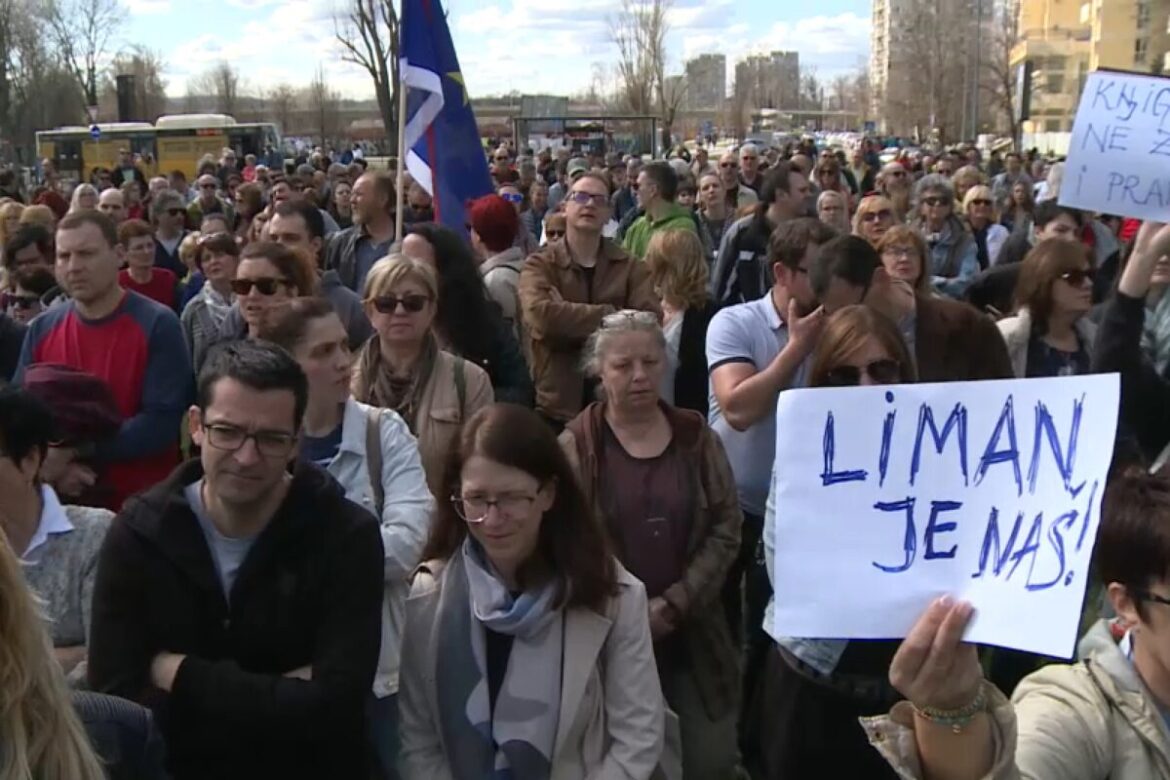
[0,131,1165,780]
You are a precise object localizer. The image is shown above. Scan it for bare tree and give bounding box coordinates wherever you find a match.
[333,0,397,148]
[609,0,683,150]
[726,70,750,143]
[102,46,168,121]
[39,0,126,111]
[984,0,1021,141]
[307,65,341,147]
[190,61,241,116]
[888,0,972,142]
[268,83,297,135]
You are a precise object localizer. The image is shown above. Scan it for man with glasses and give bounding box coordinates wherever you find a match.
[519,171,658,431]
[187,175,234,233]
[718,151,758,211]
[88,339,383,779]
[151,190,190,277]
[15,210,191,509]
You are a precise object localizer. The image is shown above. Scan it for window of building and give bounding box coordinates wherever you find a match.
[1138,0,1151,30]
[1137,36,1150,63]
[1046,119,1063,132]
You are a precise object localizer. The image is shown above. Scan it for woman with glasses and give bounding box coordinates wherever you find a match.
[352,254,493,497]
[996,239,1096,379]
[644,232,717,415]
[853,195,897,247]
[258,297,432,780]
[181,232,240,374]
[963,185,1010,270]
[866,467,1170,780]
[401,223,533,406]
[399,402,668,779]
[875,225,932,293]
[542,211,566,245]
[912,174,978,299]
[6,266,53,325]
[759,304,915,779]
[498,183,539,255]
[208,241,317,356]
[559,311,741,778]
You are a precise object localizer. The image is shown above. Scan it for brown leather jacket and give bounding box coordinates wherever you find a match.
[559,401,742,719]
[519,238,658,422]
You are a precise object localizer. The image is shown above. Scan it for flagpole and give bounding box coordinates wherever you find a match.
[395,82,408,243]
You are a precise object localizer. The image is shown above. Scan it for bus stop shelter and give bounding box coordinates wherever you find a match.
[511,115,660,159]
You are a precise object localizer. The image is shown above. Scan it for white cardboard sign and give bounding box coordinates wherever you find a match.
[1062,70,1170,221]
[769,374,1119,659]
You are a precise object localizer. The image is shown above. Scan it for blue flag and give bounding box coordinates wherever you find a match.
[399,0,493,231]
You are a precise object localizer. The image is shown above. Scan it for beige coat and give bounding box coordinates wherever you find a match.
[862,620,1170,779]
[398,560,672,780]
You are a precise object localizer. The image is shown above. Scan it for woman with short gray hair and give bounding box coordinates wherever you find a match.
[559,310,743,780]
[912,174,978,299]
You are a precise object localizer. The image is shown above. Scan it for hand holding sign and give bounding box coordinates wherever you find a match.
[888,597,982,712]
[769,374,1119,658]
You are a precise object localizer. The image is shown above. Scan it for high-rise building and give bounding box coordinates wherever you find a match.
[684,53,726,111]
[734,50,800,111]
[1012,0,1170,135]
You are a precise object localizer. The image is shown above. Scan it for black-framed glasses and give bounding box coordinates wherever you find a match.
[230,277,287,296]
[545,229,565,239]
[371,293,431,314]
[3,293,40,310]
[567,191,608,207]
[824,359,902,387]
[202,421,297,458]
[451,493,537,524]
[1060,268,1096,287]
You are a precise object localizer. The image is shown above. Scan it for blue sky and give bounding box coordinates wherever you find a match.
[121,0,870,98]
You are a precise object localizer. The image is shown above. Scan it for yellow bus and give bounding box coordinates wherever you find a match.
[36,114,281,184]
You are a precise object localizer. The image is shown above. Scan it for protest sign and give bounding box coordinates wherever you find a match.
[1062,70,1170,222]
[768,374,1119,659]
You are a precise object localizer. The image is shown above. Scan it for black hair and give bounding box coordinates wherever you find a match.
[0,386,58,468]
[3,224,53,270]
[758,161,796,210]
[404,222,501,367]
[639,161,678,201]
[1033,200,1083,230]
[13,265,56,296]
[809,234,882,300]
[273,199,326,241]
[197,340,309,430]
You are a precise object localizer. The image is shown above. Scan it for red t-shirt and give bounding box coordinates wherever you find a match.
[119,268,178,311]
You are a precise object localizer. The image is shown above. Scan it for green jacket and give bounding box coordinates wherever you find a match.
[622,202,697,259]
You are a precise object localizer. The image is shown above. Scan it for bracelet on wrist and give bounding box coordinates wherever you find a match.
[911,685,987,734]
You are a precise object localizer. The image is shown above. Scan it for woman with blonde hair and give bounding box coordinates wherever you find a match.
[853,195,897,246]
[352,253,493,496]
[963,184,1010,269]
[644,229,715,416]
[875,224,932,293]
[952,165,986,204]
[69,184,98,213]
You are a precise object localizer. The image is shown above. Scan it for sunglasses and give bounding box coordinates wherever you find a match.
[922,196,950,207]
[1059,268,1096,287]
[861,209,894,222]
[230,278,286,296]
[969,198,993,206]
[719,162,738,169]
[545,229,565,239]
[3,293,40,310]
[166,208,186,217]
[371,293,431,314]
[824,359,902,387]
[500,192,524,204]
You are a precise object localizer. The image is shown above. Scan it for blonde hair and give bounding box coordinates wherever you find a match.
[18,205,56,231]
[0,533,105,779]
[178,233,201,272]
[362,253,438,302]
[69,185,98,214]
[643,230,708,310]
[852,195,895,237]
[0,201,25,247]
[963,184,1000,222]
[953,165,986,198]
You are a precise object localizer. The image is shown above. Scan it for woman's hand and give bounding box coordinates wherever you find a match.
[889,596,984,711]
[1125,222,1170,298]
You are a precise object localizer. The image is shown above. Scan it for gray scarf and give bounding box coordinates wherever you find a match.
[436,539,563,779]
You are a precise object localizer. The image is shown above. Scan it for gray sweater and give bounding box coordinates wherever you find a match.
[23,504,111,648]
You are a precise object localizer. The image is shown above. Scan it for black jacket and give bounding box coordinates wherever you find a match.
[0,314,25,383]
[323,225,364,291]
[710,211,774,308]
[1092,291,1169,462]
[674,302,716,417]
[477,306,535,406]
[88,459,383,780]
